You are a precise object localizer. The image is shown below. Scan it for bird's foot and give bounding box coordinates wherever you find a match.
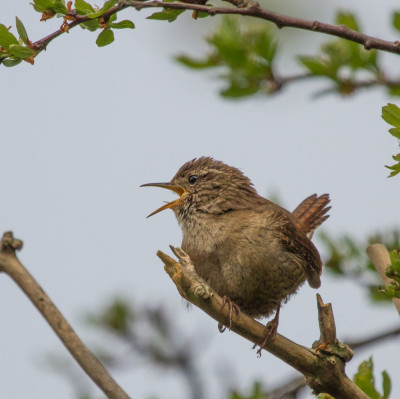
[255,304,281,357]
[218,296,240,333]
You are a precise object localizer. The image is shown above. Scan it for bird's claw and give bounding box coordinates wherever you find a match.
[219,296,240,332]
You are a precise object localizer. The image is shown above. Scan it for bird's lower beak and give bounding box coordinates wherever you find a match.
[140,182,187,218]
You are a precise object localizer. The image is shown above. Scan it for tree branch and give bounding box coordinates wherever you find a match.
[25,0,400,60]
[265,325,400,398]
[366,244,400,316]
[0,232,130,399]
[157,246,369,399]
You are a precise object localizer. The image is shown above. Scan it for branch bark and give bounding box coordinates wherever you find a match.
[366,244,400,316]
[157,246,369,399]
[28,0,400,58]
[0,232,130,399]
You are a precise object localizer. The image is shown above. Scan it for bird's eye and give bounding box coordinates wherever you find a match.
[188,175,199,185]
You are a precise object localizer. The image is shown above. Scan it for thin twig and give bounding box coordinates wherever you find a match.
[0,232,130,399]
[27,0,400,58]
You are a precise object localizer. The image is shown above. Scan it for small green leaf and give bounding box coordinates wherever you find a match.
[147,9,185,22]
[8,44,36,58]
[196,11,210,18]
[382,370,391,399]
[32,0,56,12]
[2,58,23,67]
[393,12,400,32]
[336,12,359,31]
[52,0,68,14]
[109,20,135,29]
[175,54,219,69]
[388,127,400,139]
[0,24,19,48]
[353,357,380,399]
[221,84,259,98]
[75,0,95,15]
[88,0,117,19]
[299,57,332,76]
[96,28,114,47]
[382,103,400,127]
[16,17,29,45]
[80,19,99,31]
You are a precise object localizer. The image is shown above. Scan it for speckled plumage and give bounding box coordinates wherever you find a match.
[145,157,330,321]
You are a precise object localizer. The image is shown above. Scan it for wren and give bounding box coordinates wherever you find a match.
[142,157,330,340]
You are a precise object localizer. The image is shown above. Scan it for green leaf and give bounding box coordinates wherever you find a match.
[175,54,219,69]
[80,19,99,31]
[221,84,259,98]
[382,103,400,127]
[96,28,114,47]
[75,0,95,14]
[32,0,56,12]
[393,12,400,32]
[299,57,332,77]
[388,127,400,139]
[16,17,29,45]
[336,12,359,31]
[196,11,210,18]
[8,44,36,58]
[88,0,117,19]
[0,24,19,48]
[147,9,185,23]
[353,357,380,399]
[52,0,68,14]
[109,20,135,29]
[382,371,391,399]
[2,58,22,67]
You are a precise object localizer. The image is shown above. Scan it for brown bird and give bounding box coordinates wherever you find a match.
[142,157,330,341]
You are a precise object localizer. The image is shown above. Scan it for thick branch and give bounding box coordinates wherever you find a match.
[28,0,400,58]
[366,244,400,316]
[157,246,369,399]
[0,232,130,399]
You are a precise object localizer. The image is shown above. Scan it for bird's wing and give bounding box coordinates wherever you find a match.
[262,206,322,289]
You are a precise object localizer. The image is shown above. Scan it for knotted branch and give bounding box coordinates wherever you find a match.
[0,231,130,399]
[158,246,368,399]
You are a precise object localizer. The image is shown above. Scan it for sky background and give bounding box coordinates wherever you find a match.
[1,0,399,398]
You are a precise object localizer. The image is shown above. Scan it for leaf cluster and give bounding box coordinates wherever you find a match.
[382,103,400,177]
[0,18,36,66]
[177,12,400,99]
[0,0,136,66]
[319,229,400,303]
[176,17,278,98]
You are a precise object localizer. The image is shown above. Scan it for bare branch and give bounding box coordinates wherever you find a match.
[366,244,400,316]
[157,246,369,399]
[0,232,130,399]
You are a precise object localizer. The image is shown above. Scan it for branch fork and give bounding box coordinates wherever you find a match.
[158,245,368,399]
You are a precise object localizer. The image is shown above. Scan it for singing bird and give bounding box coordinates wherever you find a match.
[142,157,330,339]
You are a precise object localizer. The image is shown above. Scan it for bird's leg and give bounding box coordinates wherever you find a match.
[218,296,240,333]
[256,304,281,357]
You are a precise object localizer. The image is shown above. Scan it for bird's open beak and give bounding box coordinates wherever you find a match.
[140,182,187,218]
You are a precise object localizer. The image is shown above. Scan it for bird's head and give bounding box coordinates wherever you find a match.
[141,157,258,219]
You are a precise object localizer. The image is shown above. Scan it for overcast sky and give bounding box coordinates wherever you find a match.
[1,1,399,398]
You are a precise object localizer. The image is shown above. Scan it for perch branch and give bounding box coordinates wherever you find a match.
[366,244,400,316]
[157,246,369,399]
[0,232,130,399]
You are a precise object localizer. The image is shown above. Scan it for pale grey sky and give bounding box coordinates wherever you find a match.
[1,1,399,398]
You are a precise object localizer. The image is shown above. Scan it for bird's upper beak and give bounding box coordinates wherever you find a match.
[140,182,187,218]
